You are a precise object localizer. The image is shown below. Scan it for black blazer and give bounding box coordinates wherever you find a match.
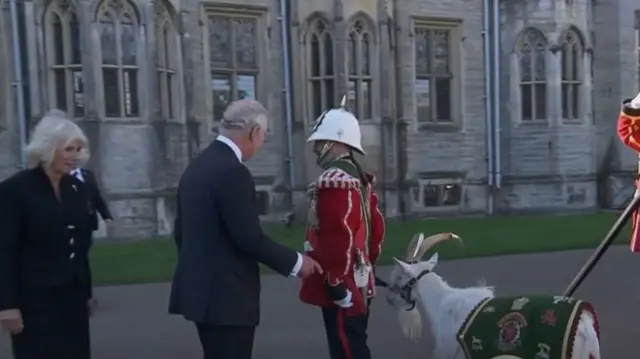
[76,168,112,231]
[0,167,93,312]
[168,140,298,326]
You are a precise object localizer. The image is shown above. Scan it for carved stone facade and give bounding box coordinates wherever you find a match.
[0,0,638,239]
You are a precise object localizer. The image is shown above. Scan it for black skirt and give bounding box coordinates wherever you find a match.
[11,281,90,359]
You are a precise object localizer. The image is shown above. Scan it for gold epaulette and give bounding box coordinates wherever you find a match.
[315,168,361,190]
[621,113,640,123]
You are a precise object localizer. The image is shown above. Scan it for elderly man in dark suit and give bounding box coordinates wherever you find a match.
[169,99,322,359]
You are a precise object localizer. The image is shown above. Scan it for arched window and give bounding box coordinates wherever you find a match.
[346,19,372,120]
[45,0,83,117]
[518,28,547,121]
[306,18,335,120]
[156,2,177,119]
[98,0,139,118]
[560,29,583,121]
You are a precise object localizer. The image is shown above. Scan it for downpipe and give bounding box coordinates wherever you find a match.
[9,0,28,168]
[278,0,296,208]
[481,0,495,215]
[491,0,502,190]
[391,0,408,220]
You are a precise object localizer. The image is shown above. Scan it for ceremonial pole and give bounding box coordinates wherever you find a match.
[563,195,640,296]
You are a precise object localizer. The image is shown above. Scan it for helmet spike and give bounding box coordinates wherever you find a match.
[339,94,347,109]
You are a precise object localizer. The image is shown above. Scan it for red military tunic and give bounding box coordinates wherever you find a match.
[616,98,640,252]
[299,165,386,315]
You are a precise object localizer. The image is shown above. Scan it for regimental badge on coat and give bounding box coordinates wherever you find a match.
[496,312,528,352]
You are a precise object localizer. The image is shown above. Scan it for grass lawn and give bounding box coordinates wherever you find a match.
[90,212,630,286]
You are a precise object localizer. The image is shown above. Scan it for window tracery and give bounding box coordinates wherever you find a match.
[347,19,372,120]
[518,28,548,121]
[45,0,83,116]
[156,2,177,119]
[98,0,140,118]
[560,29,583,121]
[305,18,335,120]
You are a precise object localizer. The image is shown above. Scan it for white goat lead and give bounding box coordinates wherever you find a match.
[385,232,601,359]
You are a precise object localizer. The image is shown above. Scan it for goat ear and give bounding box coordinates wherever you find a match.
[425,252,439,270]
[393,257,413,274]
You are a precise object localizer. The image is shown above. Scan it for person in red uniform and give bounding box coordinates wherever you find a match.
[616,92,640,251]
[299,97,386,359]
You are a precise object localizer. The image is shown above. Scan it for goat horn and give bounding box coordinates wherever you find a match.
[407,232,462,262]
[412,233,425,258]
[405,233,421,261]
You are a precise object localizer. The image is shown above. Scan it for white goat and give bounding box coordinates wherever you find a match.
[384,233,601,359]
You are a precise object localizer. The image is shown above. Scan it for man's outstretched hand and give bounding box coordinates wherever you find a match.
[298,255,323,278]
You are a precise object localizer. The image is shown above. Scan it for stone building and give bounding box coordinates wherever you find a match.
[0,0,638,239]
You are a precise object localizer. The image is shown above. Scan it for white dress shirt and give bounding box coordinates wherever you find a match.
[216,135,304,277]
[70,168,85,182]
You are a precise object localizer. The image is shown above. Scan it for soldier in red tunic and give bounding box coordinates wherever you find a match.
[616,92,640,251]
[299,98,386,359]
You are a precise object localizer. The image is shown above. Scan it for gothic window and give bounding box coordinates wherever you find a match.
[518,29,548,121]
[414,23,456,123]
[156,2,177,119]
[98,0,139,118]
[45,0,83,117]
[347,19,372,120]
[560,29,583,121]
[306,18,335,120]
[208,13,258,122]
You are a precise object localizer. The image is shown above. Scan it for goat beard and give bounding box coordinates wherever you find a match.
[397,306,422,342]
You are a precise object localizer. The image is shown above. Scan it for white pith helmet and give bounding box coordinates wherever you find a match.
[306,95,365,155]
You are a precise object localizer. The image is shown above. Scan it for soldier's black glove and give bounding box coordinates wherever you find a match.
[325,281,353,308]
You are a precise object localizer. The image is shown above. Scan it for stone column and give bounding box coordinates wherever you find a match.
[77,0,102,172]
[0,4,18,179]
[333,0,346,101]
[547,45,562,126]
[547,45,562,177]
[24,1,41,122]
[582,49,593,124]
[375,0,393,214]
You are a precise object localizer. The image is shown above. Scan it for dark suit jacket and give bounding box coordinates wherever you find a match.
[77,168,112,231]
[0,167,94,311]
[168,140,298,326]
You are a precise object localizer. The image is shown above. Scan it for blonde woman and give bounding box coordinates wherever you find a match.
[0,110,94,359]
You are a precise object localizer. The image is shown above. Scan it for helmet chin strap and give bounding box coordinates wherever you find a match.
[316,141,335,168]
[316,142,354,169]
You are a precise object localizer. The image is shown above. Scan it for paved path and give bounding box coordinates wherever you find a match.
[2,247,639,358]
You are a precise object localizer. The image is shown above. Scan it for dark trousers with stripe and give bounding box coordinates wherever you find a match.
[321,306,371,359]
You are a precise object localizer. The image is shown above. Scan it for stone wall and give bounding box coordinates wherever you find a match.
[0,0,637,238]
